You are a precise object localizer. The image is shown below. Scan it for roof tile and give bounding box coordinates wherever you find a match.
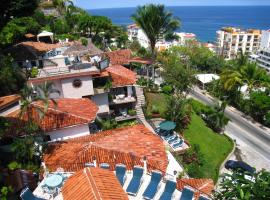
[106,65,136,87]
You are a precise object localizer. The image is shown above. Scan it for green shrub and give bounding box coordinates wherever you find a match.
[30,67,38,78]
[81,37,88,46]
[151,105,159,114]
[137,77,147,86]
[128,109,136,116]
[96,119,117,130]
[161,85,173,94]
[8,161,21,171]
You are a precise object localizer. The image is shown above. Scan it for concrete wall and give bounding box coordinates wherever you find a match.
[61,76,94,98]
[91,93,109,114]
[48,124,90,141]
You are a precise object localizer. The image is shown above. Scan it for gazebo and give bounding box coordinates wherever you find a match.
[37,31,54,43]
[158,121,176,136]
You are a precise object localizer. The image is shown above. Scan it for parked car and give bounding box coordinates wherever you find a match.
[225,160,255,173]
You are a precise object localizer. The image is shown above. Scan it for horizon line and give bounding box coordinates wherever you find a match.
[85,5,270,10]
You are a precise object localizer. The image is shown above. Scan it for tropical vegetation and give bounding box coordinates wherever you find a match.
[215,169,270,199]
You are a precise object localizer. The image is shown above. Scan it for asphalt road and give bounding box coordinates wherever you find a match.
[189,87,270,162]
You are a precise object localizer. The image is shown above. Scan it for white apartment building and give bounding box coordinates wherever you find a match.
[216,27,261,59]
[127,24,197,51]
[255,30,270,71]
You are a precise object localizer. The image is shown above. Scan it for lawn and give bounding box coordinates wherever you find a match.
[144,92,169,118]
[183,113,234,182]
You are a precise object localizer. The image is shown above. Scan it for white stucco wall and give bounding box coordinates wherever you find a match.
[91,93,109,114]
[47,124,90,141]
[61,76,94,98]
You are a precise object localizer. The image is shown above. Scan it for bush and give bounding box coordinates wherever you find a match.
[136,77,148,86]
[96,119,117,130]
[128,109,136,116]
[161,85,173,94]
[8,161,21,171]
[151,105,159,114]
[30,67,38,78]
[81,37,88,46]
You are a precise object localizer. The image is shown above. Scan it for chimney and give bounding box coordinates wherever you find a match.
[92,156,97,167]
[143,156,147,174]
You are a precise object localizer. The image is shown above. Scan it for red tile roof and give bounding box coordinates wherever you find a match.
[177,178,214,198]
[105,49,153,65]
[43,125,168,173]
[106,65,136,87]
[6,98,98,134]
[0,95,20,110]
[105,49,132,65]
[62,168,129,200]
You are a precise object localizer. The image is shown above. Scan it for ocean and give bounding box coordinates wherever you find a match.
[88,6,270,42]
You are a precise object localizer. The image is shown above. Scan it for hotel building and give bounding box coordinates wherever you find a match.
[216,27,261,59]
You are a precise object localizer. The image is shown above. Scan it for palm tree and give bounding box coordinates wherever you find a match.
[221,62,269,94]
[131,4,180,58]
[207,101,229,133]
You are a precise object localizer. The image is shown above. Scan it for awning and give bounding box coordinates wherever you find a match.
[37,31,54,43]
[159,121,176,131]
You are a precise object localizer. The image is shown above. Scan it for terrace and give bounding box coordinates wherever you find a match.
[31,165,213,200]
[36,61,100,78]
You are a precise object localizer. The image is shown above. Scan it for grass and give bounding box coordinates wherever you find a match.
[144,92,169,118]
[183,113,234,182]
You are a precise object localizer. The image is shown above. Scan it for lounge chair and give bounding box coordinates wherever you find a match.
[198,195,210,200]
[20,187,45,200]
[100,163,110,170]
[126,166,144,196]
[168,136,179,144]
[116,164,127,186]
[142,170,162,199]
[164,134,175,141]
[159,180,176,200]
[180,187,194,200]
[173,140,184,149]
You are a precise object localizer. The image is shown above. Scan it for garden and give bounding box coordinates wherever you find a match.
[144,91,233,182]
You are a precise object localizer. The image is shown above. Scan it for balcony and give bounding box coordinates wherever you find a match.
[110,95,136,105]
[93,88,109,94]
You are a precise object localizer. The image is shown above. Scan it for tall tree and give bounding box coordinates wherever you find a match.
[0,0,38,29]
[131,4,180,58]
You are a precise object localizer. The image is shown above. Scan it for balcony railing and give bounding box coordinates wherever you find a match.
[110,95,136,105]
[93,88,110,94]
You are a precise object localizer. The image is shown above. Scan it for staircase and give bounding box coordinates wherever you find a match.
[135,86,155,133]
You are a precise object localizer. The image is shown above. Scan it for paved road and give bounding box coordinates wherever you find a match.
[189,87,270,164]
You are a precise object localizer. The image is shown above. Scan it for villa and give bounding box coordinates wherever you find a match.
[29,124,214,200]
[4,98,98,141]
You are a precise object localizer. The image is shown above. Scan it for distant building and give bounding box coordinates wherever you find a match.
[127,24,150,48]
[255,30,270,71]
[127,24,197,51]
[175,32,196,46]
[203,43,216,52]
[216,27,261,59]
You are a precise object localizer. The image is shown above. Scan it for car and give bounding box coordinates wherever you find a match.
[225,160,255,173]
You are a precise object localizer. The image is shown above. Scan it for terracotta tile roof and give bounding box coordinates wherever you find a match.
[6,98,98,135]
[0,94,20,110]
[43,125,168,173]
[5,42,59,61]
[128,57,153,65]
[106,65,136,87]
[105,49,153,65]
[177,178,214,198]
[62,168,128,200]
[105,49,132,65]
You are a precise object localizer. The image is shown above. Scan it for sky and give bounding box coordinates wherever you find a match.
[74,0,270,9]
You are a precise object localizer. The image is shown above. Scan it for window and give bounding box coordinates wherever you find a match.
[73,79,82,88]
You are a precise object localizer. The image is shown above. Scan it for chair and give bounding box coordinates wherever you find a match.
[159,180,177,200]
[126,166,144,196]
[20,187,45,200]
[142,170,162,200]
[173,140,184,149]
[85,162,95,167]
[180,187,194,200]
[198,195,210,200]
[168,136,179,144]
[164,134,175,141]
[100,163,110,170]
[115,164,127,186]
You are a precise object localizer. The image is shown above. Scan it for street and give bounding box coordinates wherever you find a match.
[190,87,270,170]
